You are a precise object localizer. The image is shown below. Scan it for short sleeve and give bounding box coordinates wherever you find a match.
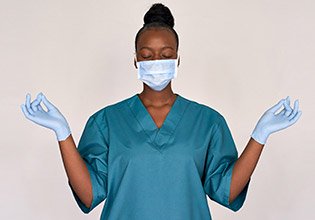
[203,114,250,212]
[68,114,109,214]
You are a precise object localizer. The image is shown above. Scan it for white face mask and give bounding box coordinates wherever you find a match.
[135,57,179,91]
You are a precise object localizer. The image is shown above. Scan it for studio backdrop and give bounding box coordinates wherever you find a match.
[1,0,314,219]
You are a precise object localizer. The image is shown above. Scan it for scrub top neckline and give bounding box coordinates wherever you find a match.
[129,93,189,152]
[136,93,179,130]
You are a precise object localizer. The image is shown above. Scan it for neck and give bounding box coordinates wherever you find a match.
[138,83,176,107]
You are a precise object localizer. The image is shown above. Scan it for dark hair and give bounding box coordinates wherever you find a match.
[135,3,179,51]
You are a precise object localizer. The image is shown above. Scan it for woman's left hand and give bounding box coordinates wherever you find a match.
[251,96,302,145]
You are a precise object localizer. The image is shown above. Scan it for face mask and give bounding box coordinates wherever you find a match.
[135,57,179,91]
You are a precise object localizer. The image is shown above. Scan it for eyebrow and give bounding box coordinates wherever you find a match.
[139,46,175,51]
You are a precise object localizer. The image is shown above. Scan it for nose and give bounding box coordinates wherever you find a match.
[152,53,162,60]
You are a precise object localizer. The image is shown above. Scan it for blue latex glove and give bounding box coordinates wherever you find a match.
[21,92,71,141]
[251,96,302,145]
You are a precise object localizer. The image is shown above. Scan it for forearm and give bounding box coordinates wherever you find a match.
[58,135,93,208]
[229,137,264,203]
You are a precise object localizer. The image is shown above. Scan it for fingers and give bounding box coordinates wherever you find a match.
[289,110,302,124]
[283,96,292,117]
[37,104,45,112]
[35,92,46,112]
[21,103,35,121]
[278,108,286,115]
[41,93,56,111]
[36,92,43,102]
[288,99,299,120]
[23,92,46,117]
[25,93,35,115]
[286,99,302,125]
[267,98,286,114]
[30,93,42,112]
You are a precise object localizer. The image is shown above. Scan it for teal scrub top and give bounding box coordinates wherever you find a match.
[68,93,250,220]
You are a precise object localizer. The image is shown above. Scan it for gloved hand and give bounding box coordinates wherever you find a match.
[21,92,71,141]
[251,96,302,145]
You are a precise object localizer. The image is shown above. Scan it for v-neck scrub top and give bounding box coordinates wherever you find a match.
[68,93,250,220]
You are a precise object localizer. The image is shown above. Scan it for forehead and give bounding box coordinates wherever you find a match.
[137,28,177,50]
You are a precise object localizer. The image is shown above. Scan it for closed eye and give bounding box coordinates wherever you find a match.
[141,55,152,59]
[162,55,173,59]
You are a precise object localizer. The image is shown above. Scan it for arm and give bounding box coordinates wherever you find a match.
[229,138,263,203]
[20,92,93,209]
[58,135,92,209]
[229,96,302,204]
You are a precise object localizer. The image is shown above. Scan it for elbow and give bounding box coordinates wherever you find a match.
[82,194,93,210]
[78,189,93,213]
[228,192,237,205]
[80,199,93,214]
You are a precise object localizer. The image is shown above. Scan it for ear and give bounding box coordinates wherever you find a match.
[177,55,180,67]
[133,54,138,69]
[134,59,137,69]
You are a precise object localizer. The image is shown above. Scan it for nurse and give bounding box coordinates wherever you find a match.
[21,3,302,220]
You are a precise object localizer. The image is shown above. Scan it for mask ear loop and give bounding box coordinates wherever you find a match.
[173,53,180,78]
[134,52,138,68]
[134,52,142,79]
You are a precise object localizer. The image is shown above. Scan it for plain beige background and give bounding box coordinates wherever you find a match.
[1,0,314,219]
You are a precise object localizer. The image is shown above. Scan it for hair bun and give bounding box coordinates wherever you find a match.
[143,3,175,28]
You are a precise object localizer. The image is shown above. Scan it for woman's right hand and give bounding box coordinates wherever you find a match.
[21,92,71,141]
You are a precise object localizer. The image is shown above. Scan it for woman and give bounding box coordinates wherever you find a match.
[21,3,302,220]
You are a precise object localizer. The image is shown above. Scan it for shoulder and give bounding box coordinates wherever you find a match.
[87,94,135,122]
[180,94,225,123]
